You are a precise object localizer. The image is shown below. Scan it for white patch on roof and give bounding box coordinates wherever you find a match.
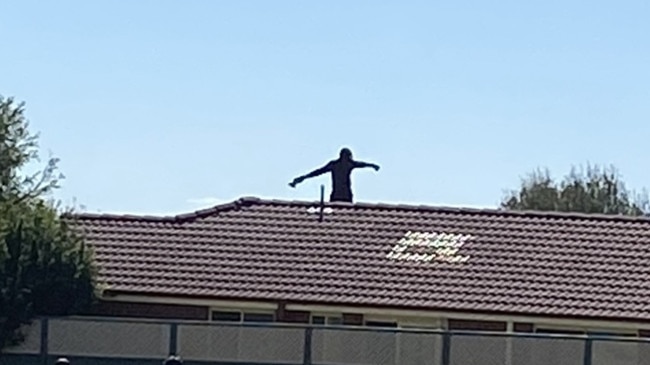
[386,231,471,263]
[307,207,334,214]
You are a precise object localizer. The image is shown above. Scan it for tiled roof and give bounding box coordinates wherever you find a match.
[72,197,650,322]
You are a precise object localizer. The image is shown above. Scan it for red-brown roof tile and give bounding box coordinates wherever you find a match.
[72,197,650,321]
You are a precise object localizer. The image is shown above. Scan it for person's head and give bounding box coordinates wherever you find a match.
[54,358,70,365]
[339,148,352,160]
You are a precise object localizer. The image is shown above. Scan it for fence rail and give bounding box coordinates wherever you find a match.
[4,316,650,365]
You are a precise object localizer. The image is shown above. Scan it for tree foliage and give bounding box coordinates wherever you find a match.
[0,96,97,352]
[501,164,649,216]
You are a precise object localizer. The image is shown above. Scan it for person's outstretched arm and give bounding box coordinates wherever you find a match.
[289,162,333,187]
[353,160,380,171]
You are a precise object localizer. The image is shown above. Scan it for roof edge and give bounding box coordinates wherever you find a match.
[260,197,650,223]
[67,195,650,224]
[66,196,319,223]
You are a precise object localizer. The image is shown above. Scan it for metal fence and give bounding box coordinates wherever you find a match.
[3,316,650,365]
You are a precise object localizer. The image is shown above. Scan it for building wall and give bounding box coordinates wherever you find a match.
[92,296,648,338]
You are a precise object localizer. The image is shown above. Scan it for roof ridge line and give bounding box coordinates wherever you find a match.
[65,200,241,222]
[70,195,650,224]
[255,197,650,224]
[69,196,319,222]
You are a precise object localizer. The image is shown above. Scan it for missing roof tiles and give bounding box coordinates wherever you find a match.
[386,231,471,263]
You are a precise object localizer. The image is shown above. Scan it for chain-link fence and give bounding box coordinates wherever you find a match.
[3,316,650,365]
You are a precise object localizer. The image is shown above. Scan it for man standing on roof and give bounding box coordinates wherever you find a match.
[289,148,380,203]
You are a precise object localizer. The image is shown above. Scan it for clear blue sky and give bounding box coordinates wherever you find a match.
[2,0,649,214]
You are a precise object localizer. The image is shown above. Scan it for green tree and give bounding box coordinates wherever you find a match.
[0,96,97,352]
[501,164,649,216]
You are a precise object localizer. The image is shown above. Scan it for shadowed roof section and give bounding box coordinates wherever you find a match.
[70,197,650,322]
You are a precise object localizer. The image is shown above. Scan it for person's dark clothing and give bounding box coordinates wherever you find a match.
[323,159,355,202]
[293,159,377,203]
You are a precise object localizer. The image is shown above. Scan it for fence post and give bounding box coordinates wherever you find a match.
[303,327,313,365]
[40,318,49,365]
[441,332,451,365]
[583,337,593,365]
[169,323,178,356]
